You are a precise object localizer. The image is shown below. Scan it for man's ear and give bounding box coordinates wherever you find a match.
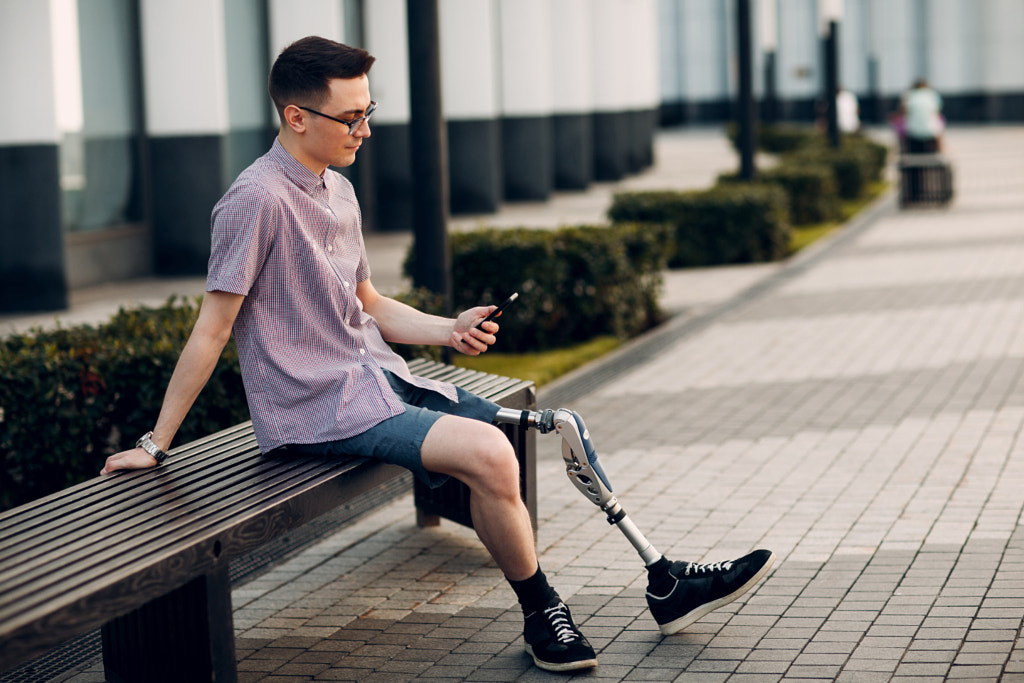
[282,104,308,133]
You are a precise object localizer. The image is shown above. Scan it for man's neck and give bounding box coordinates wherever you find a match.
[279,130,327,177]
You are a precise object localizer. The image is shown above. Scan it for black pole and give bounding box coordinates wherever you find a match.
[406,0,452,315]
[824,19,840,148]
[737,0,756,180]
[763,50,777,123]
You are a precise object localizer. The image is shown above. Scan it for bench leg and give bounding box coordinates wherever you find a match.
[101,567,237,683]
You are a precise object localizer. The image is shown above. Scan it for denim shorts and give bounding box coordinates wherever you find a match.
[285,370,501,488]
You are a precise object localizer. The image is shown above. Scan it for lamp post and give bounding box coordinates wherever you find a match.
[406,0,452,316]
[761,0,778,123]
[819,0,843,148]
[737,0,756,180]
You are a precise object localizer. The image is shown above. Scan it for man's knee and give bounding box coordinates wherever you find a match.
[423,418,519,493]
[465,426,520,491]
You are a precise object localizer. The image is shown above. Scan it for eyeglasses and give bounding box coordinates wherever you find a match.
[298,101,377,135]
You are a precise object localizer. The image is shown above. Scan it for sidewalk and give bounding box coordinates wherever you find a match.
[21,124,1024,682]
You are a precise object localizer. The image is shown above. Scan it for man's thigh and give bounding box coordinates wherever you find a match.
[288,381,501,487]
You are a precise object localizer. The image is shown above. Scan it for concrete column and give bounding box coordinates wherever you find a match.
[497,0,554,200]
[365,0,414,230]
[439,0,502,213]
[224,0,273,182]
[590,0,630,180]
[775,0,820,120]
[659,0,683,125]
[627,0,660,172]
[0,1,67,311]
[676,0,731,123]
[873,0,917,98]
[978,0,1024,120]
[140,0,231,275]
[550,0,594,189]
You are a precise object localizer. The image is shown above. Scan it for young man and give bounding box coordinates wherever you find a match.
[101,36,772,672]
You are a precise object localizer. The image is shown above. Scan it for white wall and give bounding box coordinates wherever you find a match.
[439,0,499,120]
[550,0,594,115]
[498,0,554,117]
[140,0,229,135]
[364,0,410,124]
[0,0,59,144]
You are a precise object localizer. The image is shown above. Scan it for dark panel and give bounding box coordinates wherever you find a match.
[149,135,226,275]
[593,111,630,181]
[370,123,414,232]
[223,127,275,187]
[0,144,68,312]
[552,113,593,191]
[448,118,502,214]
[501,115,553,201]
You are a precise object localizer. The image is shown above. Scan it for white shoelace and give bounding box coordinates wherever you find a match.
[543,602,579,643]
[683,560,733,576]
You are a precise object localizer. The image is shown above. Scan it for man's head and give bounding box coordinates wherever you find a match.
[269,36,375,123]
[270,36,376,172]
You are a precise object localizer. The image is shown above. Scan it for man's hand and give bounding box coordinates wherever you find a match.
[100,447,159,475]
[451,306,499,356]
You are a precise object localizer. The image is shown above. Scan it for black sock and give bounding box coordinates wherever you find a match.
[508,566,558,614]
[646,556,675,596]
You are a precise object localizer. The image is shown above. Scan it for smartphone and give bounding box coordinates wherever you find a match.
[476,292,518,329]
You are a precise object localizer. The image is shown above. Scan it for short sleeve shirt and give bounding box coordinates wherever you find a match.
[207,138,458,453]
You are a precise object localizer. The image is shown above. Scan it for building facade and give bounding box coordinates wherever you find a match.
[1,0,1021,314]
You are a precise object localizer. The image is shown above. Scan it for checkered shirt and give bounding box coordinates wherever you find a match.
[206,138,457,452]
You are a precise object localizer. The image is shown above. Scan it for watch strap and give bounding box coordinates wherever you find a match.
[136,431,169,465]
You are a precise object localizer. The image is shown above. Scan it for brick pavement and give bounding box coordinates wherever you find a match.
[49,126,1024,682]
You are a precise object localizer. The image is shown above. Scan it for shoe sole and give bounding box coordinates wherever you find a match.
[525,645,598,672]
[654,551,777,636]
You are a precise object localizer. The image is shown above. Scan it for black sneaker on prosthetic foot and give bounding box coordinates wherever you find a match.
[645,549,775,635]
[523,600,598,672]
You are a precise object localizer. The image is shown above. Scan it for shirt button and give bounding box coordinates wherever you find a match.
[327,244,334,252]
[359,348,366,355]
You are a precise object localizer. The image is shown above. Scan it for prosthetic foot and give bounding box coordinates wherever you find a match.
[494,407,775,635]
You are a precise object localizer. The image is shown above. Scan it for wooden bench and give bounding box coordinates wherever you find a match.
[0,359,536,682]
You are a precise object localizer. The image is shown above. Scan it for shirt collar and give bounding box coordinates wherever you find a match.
[269,137,326,194]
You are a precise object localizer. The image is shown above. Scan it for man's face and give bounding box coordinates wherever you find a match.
[301,75,373,169]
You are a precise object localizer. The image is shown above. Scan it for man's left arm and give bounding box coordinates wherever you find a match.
[356,279,498,356]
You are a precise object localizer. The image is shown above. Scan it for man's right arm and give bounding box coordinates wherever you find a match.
[100,290,245,474]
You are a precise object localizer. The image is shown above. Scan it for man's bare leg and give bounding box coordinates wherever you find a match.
[420,415,598,671]
[420,415,537,580]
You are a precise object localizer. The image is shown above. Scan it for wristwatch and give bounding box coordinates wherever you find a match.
[136,431,170,465]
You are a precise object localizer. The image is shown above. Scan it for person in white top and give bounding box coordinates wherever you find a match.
[836,87,860,134]
[900,78,944,153]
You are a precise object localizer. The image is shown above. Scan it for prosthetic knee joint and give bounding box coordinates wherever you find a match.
[494,407,662,566]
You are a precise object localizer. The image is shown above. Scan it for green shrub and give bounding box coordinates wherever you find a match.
[719,164,841,226]
[608,184,791,268]
[405,223,669,352]
[0,297,248,510]
[787,134,889,200]
[725,122,820,154]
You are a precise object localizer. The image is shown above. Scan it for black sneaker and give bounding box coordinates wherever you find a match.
[646,549,775,635]
[523,600,598,672]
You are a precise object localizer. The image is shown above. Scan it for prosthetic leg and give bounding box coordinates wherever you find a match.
[494,407,775,635]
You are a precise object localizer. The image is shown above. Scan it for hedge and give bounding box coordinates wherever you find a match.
[719,163,841,226]
[0,297,248,510]
[404,222,670,353]
[608,183,791,268]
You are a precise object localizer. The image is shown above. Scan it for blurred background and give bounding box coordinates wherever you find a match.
[1,0,1021,315]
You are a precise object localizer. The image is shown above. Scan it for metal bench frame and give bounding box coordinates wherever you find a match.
[0,359,535,682]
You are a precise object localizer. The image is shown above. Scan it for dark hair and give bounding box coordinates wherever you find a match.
[268,36,375,121]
